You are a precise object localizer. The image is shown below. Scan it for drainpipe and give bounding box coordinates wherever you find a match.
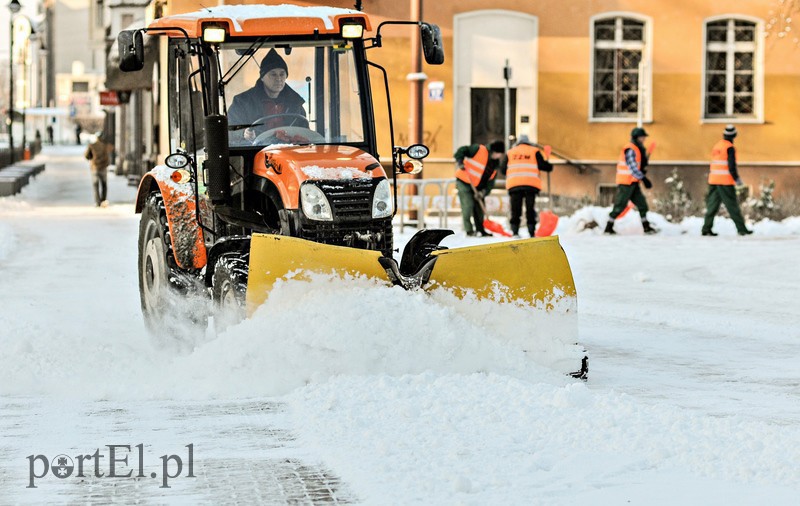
[406,0,425,224]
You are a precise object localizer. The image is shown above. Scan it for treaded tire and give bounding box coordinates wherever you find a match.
[138,192,208,340]
[212,252,249,334]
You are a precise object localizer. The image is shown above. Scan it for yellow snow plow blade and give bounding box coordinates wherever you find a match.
[246,234,391,316]
[246,233,575,315]
[427,236,576,307]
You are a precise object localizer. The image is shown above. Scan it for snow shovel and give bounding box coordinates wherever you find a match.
[616,142,656,219]
[536,145,559,237]
[470,182,512,237]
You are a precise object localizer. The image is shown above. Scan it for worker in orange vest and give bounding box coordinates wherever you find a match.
[701,125,753,236]
[504,135,553,237]
[454,140,506,236]
[604,127,656,235]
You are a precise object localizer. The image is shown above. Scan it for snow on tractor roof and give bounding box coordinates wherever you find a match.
[148,4,371,38]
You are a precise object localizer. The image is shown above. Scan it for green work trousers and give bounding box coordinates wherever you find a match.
[702,184,748,234]
[456,178,494,234]
[609,183,648,219]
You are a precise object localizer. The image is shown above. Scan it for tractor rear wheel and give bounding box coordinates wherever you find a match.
[212,252,248,333]
[138,192,208,341]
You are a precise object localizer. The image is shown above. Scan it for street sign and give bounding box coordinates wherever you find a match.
[99,91,120,106]
[427,81,444,102]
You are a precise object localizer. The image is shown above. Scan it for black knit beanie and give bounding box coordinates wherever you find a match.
[260,49,288,77]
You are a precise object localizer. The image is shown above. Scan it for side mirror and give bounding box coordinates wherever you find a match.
[118,30,145,72]
[420,23,444,65]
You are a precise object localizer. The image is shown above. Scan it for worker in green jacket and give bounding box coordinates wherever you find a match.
[454,140,506,236]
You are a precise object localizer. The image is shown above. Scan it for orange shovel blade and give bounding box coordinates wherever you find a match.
[535,210,559,237]
[483,218,513,237]
[617,201,636,219]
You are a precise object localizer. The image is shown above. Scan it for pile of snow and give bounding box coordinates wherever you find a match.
[166,272,583,398]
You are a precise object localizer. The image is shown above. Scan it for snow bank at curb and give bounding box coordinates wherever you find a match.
[551,207,800,237]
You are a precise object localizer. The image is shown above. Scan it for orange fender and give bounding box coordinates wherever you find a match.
[134,167,207,270]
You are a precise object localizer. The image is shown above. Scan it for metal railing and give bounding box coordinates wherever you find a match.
[394,178,511,230]
[394,178,458,229]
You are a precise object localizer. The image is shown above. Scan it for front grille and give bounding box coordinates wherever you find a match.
[317,180,376,222]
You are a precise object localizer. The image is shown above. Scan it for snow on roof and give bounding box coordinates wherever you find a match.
[163,4,364,33]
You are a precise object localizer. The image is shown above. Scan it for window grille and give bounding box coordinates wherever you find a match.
[592,17,646,118]
[704,19,757,118]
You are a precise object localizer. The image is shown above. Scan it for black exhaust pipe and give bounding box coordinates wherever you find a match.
[204,114,230,205]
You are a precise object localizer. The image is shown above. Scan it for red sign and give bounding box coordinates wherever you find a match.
[99,90,120,106]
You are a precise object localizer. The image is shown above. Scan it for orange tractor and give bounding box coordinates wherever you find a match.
[119,3,581,376]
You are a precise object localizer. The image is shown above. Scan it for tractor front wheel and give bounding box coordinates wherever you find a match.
[212,252,248,334]
[138,192,208,342]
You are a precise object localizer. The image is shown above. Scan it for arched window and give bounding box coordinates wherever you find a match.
[591,14,650,120]
[704,17,762,120]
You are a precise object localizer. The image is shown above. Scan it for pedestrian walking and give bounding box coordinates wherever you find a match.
[75,124,83,145]
[505,135,553,237]
[701,125,753,236]
[84,131,113,207]
[46,124,54,145]
[454,140,506,236]
[604,127,656,235]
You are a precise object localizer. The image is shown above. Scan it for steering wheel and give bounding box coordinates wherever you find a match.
[254,126,326,145]
[248,113,309,132]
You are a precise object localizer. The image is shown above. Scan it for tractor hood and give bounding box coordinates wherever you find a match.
[253,145,388,209]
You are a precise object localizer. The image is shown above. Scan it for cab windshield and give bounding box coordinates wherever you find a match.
[219,41,366,148]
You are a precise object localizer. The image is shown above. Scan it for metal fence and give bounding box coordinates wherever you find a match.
[394,178,512,230]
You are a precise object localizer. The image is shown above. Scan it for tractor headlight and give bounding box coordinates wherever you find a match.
[300,184,333,221]
[372,179,393,219]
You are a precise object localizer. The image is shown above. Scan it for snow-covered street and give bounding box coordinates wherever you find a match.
[1,146,799,504]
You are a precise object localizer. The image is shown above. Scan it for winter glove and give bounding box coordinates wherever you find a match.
[642,177,653,189]
[735,178,744,187]
[475,189,486,199]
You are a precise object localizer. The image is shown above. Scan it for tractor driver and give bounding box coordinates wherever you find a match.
[228,48,308,144]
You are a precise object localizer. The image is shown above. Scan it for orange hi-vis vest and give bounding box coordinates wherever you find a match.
[505,144,542,190]
[456,144,495,186]
[709,140,736,185]
[616,142,642,185]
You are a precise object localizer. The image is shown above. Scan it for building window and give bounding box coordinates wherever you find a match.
[72,81,89,93]
[591,15,648,119]
[704,18,760,119]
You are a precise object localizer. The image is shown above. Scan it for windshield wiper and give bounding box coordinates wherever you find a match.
[228,122,264,131]
[219,39,267,88]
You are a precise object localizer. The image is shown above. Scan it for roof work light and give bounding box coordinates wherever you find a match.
[203,25,226,43]
[341,23,364,39]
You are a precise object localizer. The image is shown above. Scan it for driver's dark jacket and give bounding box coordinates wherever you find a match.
[228,80,307,133]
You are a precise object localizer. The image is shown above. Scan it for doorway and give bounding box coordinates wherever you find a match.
[470,87,516,146]
[454,10,538,148]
